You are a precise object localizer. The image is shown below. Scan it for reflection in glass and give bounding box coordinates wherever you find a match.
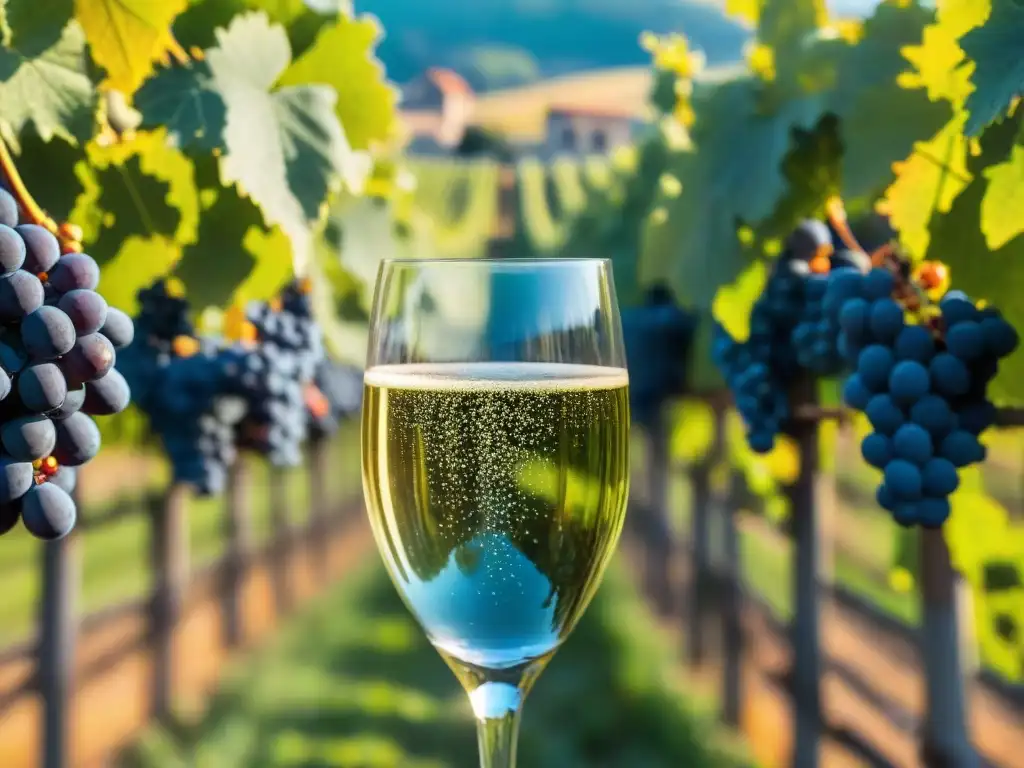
[361,259,629,768]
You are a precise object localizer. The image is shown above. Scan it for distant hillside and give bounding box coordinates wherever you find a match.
[356,0,750,90]
[468,68,654,141]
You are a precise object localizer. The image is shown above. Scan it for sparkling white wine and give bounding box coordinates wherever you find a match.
[362,362,629,672]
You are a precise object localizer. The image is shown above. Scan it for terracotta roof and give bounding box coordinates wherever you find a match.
[426,67,474,97]
[547,104,636,120]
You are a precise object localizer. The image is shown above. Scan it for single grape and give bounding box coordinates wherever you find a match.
[0,457,33,504]
[21,306,76,360]
[858,345,894,391]
[979,316,1019,358]
[869,298,904,342]
[58,289,107,336]
[0,501,19,535]
[889,360,930,404]
[892,503,918,528]
[0,270,44,322]
[892,423,932,465]
[866,394,904,435]
[917,497,951,529]
[748,429,774,454]
[61,333,115,387]
[52,386,85,420]
[20,482,76,540]
[0,224,26,273]
[83,369,130,415]
[16,225,60,275]
[49,253,100,294]
[876,484,895,512]
[49,465,77,495]
[839,298,869,340]
[939,430,984,467]
[18,362,67,413]
[842,374,872,410]
[922,457,959,496]
[861,433,892,469]
[939,295,977,327]
[929,353,970,397]
[99,307,134,349]
[0,188,17,228]
[909,395,956,437]
[863,268,895,300]
[1,415,56,461]
[0,333,27,374]
[885,459,923,501]
[53,411,101,466]
[945,322,984,361]
[786,219,832,261]
[0,369,10,402]
[894,325,935,363]
[959,400,997,435]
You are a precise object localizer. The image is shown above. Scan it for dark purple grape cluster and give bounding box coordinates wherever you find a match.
[307,360,363,442]
[120,279,245,495]
[621,285,697,425]
[831,269,1018,527]
[713,219,861,453]
[0,187,133,540]
[233,280,325,467]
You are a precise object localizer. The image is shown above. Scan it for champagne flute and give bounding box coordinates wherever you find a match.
[361,258,630,767]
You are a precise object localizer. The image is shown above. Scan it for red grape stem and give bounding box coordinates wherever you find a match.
[0,138,82,252]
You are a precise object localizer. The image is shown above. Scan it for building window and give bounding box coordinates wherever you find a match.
[591,129,607,152]
[560,126,575,150]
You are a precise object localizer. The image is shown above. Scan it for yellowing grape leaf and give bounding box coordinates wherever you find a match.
[0,17,95,149]
[278,14,397,150]
[69,129,200,263]
[73,0,188,94]
[899,23,973,106]
[668,398,715,465]
[712,260,767,343]
[883,115,972,259]
[960,0,1024,136]
[981,144,1024,249]
[724,0,762,25]
[98,235,183,314]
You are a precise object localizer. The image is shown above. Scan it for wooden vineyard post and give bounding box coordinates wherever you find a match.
[150,482,191,722]
[644,406,674,615]
[268,468,293,616]
[919,530,976,768]
[38,527,81,768]
[785,379,822,768]
[222,457,253,648]
[687,402,725,666]
[308,437,330,577]
[720,470,744,728]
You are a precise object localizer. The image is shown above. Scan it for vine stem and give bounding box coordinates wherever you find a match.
[0,138,81,252]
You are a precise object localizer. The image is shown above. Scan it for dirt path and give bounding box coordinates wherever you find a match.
[643,545,1024,768]
[0,515,373,768]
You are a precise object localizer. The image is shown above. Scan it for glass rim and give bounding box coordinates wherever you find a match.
[379,257,613,267]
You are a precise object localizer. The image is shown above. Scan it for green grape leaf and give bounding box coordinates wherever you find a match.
[99,235,184,314]
[924,115,1024,405]
[0,17,95,149]
[69,130,199,270]
[961,0,1024,136]
[173,180,292,310]
[172,0,333,57]
[830,0,951,203]
[883,114,972,260]
[712,260,767,343]
[8,132,86,223]
[134,60,226,150]
[277,13,398,150]
[74,0,189,94]
[0,0,9,47]
[981,144,1024,250]
[641,77,819,310]
[205,12,368,273]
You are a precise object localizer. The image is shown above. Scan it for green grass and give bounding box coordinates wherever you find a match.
[0,425,362,645]
[118,558,753,768]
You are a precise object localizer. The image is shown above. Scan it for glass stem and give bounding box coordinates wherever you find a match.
[470,682,523,768]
